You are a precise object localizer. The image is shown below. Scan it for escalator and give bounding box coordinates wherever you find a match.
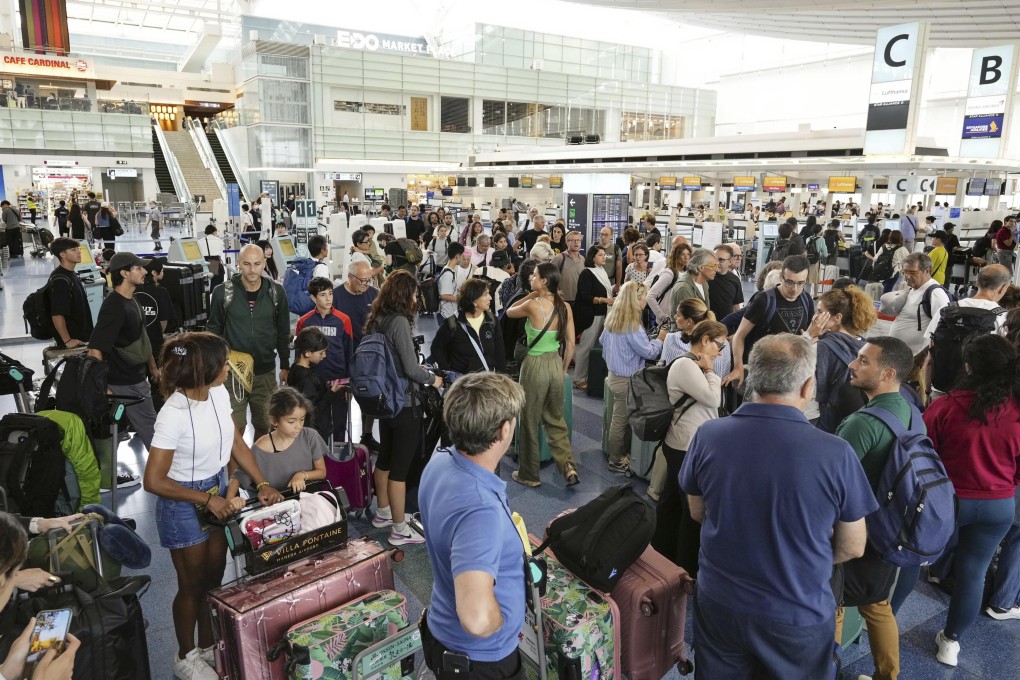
[207,129,240,196]
[151,128,175,194]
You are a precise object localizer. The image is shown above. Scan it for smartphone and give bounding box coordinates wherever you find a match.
[27,609,72,663]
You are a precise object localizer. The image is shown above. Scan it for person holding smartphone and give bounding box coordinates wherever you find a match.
[0,512,80,680]
[143,332,283,680]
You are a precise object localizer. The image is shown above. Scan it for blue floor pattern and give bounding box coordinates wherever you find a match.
[1,252,1019,679]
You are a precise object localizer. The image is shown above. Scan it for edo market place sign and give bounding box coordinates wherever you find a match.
[1,52,95,79]
[336,30,447,58]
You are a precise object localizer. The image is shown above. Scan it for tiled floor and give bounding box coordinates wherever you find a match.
[2,252,1019,679]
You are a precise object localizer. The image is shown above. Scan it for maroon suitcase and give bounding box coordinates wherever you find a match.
[208,537,401,680]
[610,546,694,679]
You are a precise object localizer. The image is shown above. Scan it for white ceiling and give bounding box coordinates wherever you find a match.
[567,0,1020,46]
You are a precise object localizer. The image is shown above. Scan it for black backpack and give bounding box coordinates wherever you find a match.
[824,229,841,255]
[871,246,896,282]
[806,236,821,264]
[0,414,65,517]
[37,356,111,438]
[929,303,1004,392]
[769,238,793,262]
[534,485,655,592]
[23,281,55,341]
[474,267,502,314]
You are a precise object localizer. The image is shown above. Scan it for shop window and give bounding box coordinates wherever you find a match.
[440,96,470,133]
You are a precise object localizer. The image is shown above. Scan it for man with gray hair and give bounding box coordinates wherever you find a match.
[418,372,529,680]
[680,333,876,679]
[670,248,718,312]
[519,214,546,255]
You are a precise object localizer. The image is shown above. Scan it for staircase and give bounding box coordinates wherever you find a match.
[206,130,241,197]
[162,130,225,203]
[152,129,175,195]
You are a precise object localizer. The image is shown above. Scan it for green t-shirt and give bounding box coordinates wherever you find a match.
[835,392,922,488]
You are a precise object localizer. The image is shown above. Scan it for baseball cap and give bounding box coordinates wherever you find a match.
[932,230,949,241]
[107,252,151,272]
[490,250,511,269]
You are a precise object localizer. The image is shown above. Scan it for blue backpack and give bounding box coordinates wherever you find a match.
[349,333,407,418]
[283,257,319,315]
[859,406,957,567]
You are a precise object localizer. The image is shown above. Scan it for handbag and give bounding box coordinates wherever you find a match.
[239,499,302,549]
[27,513,121,593]
[514,305,557,362]
[227,349,254,400]
[113,301,152,367]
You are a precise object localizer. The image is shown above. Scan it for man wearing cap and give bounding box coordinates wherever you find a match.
[941,222,961,254]
[47,237,94,349]
[87,252,159,457]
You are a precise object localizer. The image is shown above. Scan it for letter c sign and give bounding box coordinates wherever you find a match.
[884,33,909,68]
[896,178,908,192]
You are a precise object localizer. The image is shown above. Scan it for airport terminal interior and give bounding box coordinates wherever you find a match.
[1,1,1020,678]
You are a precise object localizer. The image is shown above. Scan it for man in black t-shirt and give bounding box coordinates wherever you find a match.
[88,252,159,452]
[47,237,94,348]
[405,205,427,244]
[724,255,814,389]
[136,259,178,360]
[83,192,101,228]
[518,214,546,255]
[53,200,69,237]
[708,243,745,321]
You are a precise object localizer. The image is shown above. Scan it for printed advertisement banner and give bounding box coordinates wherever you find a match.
[682,176,702,191]
[828,176,857,193]
[658,176,677,189]
[935,177,959,195]
[962,114,1004,139]
[763,176,787,193]
[733,176,756,191]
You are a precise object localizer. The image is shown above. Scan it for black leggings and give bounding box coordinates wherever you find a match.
[377,405,422,483]
[651,442,702,577]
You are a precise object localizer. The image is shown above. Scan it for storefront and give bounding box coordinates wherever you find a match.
[0,50,98,111]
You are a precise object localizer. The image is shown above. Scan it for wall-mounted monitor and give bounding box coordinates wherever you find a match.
[457,177,466,187]
[884,218,901,231]
[509,177,520,188]
[364,188,385,201]
[484,177,494,187]
[467,177,477,187]
[762,222,779,238]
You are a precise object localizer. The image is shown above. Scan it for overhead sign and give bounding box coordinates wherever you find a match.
[335,29,447,58]
[521,177,533,188]
[566,194,588,236]
[828,176,857,193]
[984,180,1003,196]
[864,22,929,155]
[733,176,756,192]
[324,172,362,182]
[107,168,138,179]
[549,176,563,189]
[763,176,787,193]
[967,178,987,196]
[0,51,94,79]
[935,177,959,195]
[682,176,702,191]
[658,176,677,190]
[807,183,820,191]
[961,45,1018,157]
[447,177,457,187]
[887,175,938,194]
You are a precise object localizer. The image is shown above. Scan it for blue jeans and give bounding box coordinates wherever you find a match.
[988,487,1020,610]
[693,591,835,680]
[945,497,1015,640]
[881,275,899,294]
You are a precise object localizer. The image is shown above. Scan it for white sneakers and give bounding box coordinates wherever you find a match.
[174,647,218,680]
[389,525,426,546]
[935,629,960,667]
[986,605,1020,620]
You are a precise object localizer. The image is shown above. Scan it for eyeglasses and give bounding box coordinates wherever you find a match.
[782,279,808,288]
[703,263,720,269]
[716,257,731,263]
[349,274,373,285]
[713,339,726,350]
[900,268,922,276]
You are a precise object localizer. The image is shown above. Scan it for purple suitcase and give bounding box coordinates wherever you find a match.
[611,546,694,679]
[326,397,374,514]
[209,537,401,679]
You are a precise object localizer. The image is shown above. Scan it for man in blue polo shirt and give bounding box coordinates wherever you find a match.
[680,333,877,679]
[419,372,528,680]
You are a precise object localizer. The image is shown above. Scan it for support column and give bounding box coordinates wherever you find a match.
[859,176,874,215]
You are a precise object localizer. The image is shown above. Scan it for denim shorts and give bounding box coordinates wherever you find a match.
[155,468,227,550]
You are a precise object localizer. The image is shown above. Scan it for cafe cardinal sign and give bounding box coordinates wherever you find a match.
[1,51,95,79]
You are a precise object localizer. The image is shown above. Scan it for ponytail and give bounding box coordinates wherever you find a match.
[819,286,876,337]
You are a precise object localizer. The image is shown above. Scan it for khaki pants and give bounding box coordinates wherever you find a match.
[835,600,900,680]
[605,373,630,465]
[229,370,276,434]
[518,352,574,482]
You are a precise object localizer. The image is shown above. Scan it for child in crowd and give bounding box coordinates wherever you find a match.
[287,326,344,443]
[229,387,327,495]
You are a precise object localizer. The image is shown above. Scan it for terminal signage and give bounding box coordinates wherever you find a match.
[967,178,987,196]
[0,51,94,79]
[549,176,562,189]
[984,181,1003,196]
[828,176,857,193]
[887,176,938,194]
[324,172,362,182]
[521,177,533,188]
[807,183,820,191]
[763,176,787,193]
[961,45,1017,157]
[335,29,447,58]
[682,176,702,191]
[864,22,928,155]
[566,194,588,236]
[733,176,756,192]
[935,177,959,195]
[658,176,677,190]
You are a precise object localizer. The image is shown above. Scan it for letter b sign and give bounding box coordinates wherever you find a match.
[981,55,1003,85]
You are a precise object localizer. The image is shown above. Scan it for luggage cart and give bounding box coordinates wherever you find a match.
[25,225,53,258]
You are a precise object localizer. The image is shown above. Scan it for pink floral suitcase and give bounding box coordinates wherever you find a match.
[208,537,401,679]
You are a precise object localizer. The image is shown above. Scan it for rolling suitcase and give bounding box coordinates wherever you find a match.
[817,264,839,296]
[325,397,373,516]
[627,435,659,481]
[162,263,196,327]
[209,537,400,680]
[170,261,209,325]
[865,282,883,302]
[611,546,694,679]
[270,589,409,679]
[526,534,621,680]
[601,377,613,454]
[586,344,606,398]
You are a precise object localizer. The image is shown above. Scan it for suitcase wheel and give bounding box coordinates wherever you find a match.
[640,599,657,617]
[676,659,694,675]
[391,549,405,563]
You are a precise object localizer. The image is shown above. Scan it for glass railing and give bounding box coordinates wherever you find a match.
[96,99,149,115]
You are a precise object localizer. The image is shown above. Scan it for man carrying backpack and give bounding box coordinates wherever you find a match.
[725,255,814,388]
[207,243,291,439]
[283,235,331,316]
[834,336,919,680]
[927,264,1010,399]
[45,237,93,349]
[888,253,951,402]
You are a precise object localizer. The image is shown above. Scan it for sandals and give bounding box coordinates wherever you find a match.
[564,463,580,487]
[573,381,588,391]
[511,471,541,488]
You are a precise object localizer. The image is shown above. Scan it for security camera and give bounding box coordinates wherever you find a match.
[908,171,916,176]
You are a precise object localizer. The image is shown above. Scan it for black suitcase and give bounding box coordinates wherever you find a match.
[5,576,152,680]
[161,263,196,327]
[169,261,208,325]
[586,343,607,398]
